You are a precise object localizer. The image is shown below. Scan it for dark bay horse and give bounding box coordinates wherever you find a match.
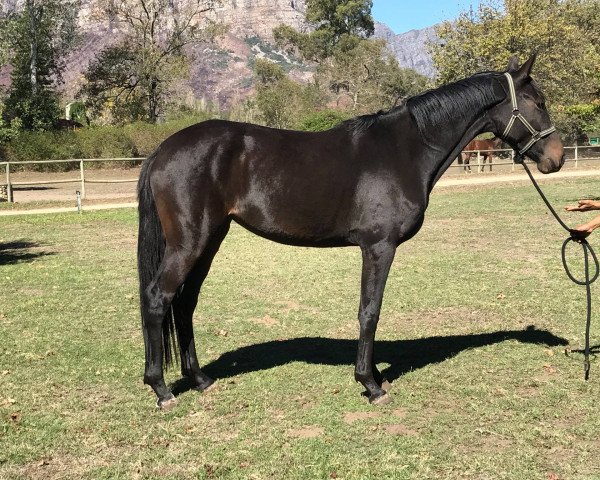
[137,55,565,409]
[460,136,503,172]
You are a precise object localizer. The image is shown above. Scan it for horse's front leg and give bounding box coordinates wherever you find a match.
[355,240,396,404]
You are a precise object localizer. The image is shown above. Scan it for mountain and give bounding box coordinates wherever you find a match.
[1,0,437,111]
[373,22,439,78]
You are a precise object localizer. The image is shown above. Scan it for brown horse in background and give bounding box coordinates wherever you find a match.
[459,137,502,172]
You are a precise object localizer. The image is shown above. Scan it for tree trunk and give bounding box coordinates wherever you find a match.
[148,78,158,123]
[26,0,38,95]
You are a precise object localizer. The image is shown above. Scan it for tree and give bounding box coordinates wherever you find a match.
[79,0,225,123]
[429,0,600,140]
[274,0,374,62]
[318,38,429,113]
[272,1,427,116]
[252,58,323,129]
[0,0,81,130]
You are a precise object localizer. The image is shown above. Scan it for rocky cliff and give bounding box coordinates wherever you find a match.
[1,0,437,110]
[373,22,438,78]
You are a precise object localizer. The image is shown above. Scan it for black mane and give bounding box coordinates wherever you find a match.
[343,71,503,137]
[407,72,503,136]
[345,105,404,134]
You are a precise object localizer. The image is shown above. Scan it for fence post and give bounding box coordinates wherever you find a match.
[574,143,578,169]
[477,150,481,173]
[511,150,515,172]
[6,162,13,202]
[79,160,86,199]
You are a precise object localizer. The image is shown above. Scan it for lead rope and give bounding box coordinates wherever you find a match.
[520,160,599,379]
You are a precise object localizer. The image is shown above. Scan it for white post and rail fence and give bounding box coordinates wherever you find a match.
[1,146,599,203]
[0,157,144,203]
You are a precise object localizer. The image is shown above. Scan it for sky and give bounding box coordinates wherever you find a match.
[372,0,486,33]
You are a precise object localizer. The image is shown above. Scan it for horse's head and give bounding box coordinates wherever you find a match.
[489,54,564,174]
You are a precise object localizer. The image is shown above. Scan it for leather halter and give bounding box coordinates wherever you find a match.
[502,72,556,159]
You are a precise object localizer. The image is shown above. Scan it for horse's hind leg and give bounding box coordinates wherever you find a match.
[173,223,230,391]
[462,153,471,173]
[142,246,203,408]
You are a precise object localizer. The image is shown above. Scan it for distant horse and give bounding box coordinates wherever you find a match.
[137,55,564,409]
[459,137,503,172]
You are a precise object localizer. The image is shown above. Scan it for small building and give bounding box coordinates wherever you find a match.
[589,132,600,146]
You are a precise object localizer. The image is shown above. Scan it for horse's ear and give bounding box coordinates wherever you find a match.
[506,56,519,72]
[515,53,537,80]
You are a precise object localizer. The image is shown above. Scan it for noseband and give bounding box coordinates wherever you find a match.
[502,72,556,160]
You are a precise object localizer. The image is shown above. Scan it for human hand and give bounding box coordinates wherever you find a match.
[570,215,600,240]
[565,199,600,212]
[570,225,593,240]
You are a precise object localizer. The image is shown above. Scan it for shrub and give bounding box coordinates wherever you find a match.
[0,114,219,171]
[76,126,136,159]
[296,110,350,132]
[3,130,83,171]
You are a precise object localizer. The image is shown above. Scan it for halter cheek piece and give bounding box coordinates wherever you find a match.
[502,72,556,162]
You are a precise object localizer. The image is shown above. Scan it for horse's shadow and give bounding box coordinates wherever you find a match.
[172,326,568,395]
[0,240,53,266]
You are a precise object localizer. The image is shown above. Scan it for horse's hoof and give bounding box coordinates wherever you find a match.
[382,379,393,393]
[157,396,178,411]
[201,381,218,393]
[370,392,393,406]
[194,378,217,393]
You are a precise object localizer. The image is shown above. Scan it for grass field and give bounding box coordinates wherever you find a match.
[1,177,599,479]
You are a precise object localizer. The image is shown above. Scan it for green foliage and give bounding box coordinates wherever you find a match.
[78,44,148,124]
[296,109,350,131]
[122,113,215,156]
[0,101,22,145]
[0,0,80,130]
[79,0,226,124]
[274,0,374,62]
[75,127,137,160]
[318,39,429,113]
[429,0,600,140]
[67,101,89,126]
[271,1,427,121]
[555,102,600,142]
[0,114,218,169]
[253,59,324,129]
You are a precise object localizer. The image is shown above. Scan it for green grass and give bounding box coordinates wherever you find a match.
[1,178,599,479]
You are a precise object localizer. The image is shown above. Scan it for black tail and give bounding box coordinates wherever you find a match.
[137,153,178,368]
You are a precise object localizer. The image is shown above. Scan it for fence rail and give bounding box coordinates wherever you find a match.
[0,157,144,202]
[450,145,600,173]
[1,146,600,203]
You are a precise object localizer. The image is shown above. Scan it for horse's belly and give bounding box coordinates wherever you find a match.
[230,191,352,247]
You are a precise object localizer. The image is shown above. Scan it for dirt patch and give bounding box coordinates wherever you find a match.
[343,411,381,424]
[250,315,279,327]
[287,426,324,439]
[392,408,408,419]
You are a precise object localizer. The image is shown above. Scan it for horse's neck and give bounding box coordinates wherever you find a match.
[425,94,504,186]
